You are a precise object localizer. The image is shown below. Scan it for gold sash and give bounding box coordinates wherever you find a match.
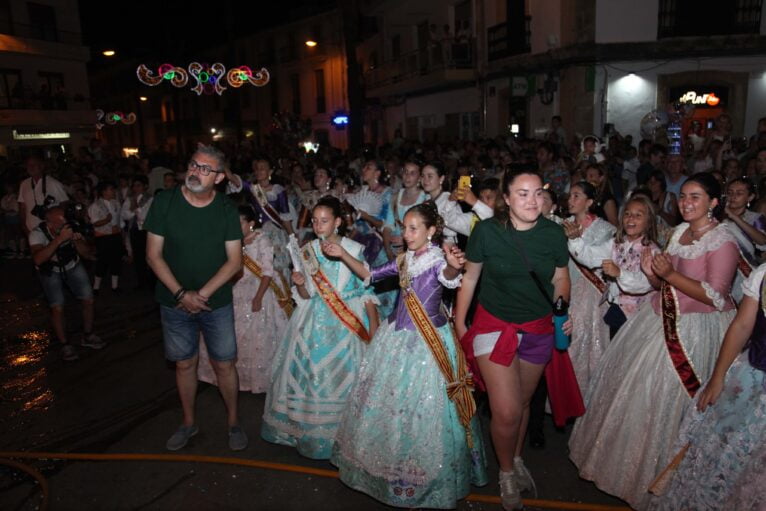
[242,253,294,317]
[302,243,371,343]
[396,253,476,447]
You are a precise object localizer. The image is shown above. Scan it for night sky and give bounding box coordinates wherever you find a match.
[79,0,337,62]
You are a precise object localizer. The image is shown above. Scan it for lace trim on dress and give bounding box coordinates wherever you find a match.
[701,281,727,311]
[406,245,445,279]
[438,264,462,289]
[667,223,737,259]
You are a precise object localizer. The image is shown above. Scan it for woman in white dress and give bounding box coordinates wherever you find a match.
[561,181,615,395]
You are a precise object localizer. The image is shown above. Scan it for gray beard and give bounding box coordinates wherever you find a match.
[185,175,206,193]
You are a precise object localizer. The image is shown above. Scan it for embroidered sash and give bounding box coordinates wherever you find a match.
[242,253,294,317]
[660,282,701,398]
[573,260,608,294]
[737,251,753,279]
[396,253,476,447]
[302,243,371,343]
[251,184,286,230]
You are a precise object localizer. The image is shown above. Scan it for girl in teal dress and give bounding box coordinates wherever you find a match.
[323,202,487,509]
[261,196,380,459]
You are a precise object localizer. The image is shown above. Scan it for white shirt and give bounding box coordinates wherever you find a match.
[88,198,122,236]
[18,175,70,232]
[434,191,494,242]
[120,193,154,231]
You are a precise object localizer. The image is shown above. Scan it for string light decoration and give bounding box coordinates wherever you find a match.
[136,62,270,95]
[96,109,137,130]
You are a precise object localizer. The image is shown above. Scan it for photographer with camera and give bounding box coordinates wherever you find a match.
[18,155,69,236]
[29,206,105,361]
[88,181,124,294]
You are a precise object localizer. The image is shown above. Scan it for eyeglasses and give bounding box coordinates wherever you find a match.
[188,159,223,176]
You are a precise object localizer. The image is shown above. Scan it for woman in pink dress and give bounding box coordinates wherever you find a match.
[568,173,739,510]
[198,206,290,393]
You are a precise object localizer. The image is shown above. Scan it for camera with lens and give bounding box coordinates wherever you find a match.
[64,202,94,237]
[31,195,56,220]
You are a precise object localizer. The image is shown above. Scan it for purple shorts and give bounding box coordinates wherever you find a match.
[473,330,554,365]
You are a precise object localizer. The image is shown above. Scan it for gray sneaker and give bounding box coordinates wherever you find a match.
[166,424,198,451]
[228,425,248,451]
[81,333,106,349]
[60,344,79,361]
[499,469,524,510]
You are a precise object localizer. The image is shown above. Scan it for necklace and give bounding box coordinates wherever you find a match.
[689,220,716,240]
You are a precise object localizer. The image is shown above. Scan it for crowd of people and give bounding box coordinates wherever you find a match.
[2,111,766,510]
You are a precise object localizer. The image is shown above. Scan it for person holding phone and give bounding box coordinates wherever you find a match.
[420,162,493,245]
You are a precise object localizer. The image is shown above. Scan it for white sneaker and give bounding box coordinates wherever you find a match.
[499,469,524,510]
[513,457,537,496]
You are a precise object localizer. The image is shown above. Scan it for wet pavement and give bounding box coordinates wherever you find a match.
[0,258,629,511]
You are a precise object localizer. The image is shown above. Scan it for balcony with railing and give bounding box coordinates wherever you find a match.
[487,16,531,61]
[364,38,476,97]
[0,21,82,45]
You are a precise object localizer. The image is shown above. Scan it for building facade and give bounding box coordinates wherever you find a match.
[0,0,93,158]
[361,0,766,147]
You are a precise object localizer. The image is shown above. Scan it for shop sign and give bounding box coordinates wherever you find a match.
[677,90,721,106]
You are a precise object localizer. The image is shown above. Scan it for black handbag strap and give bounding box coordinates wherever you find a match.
[504,223,555,309]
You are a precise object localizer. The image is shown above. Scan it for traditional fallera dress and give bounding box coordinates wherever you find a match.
[243,181,293,287]
[197,232,290,393]
[649,263,766,511]
[332,245,487,509]
[724,210,766,303]
[261,237,377,459]
[350,184,396,318]
[566,216,616,395]
[568,234,660,336]
[568,223,739,510]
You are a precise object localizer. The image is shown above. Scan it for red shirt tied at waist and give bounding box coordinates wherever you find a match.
[460,303,584,427]
[460,303,553,390]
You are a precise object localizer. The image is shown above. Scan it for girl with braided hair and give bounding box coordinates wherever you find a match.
[322,201,487,509]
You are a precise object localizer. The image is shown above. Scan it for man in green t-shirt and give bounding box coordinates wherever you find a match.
[145,144,246,452]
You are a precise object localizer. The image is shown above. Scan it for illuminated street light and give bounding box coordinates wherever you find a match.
[102,50,116,57]
[139,96,148,102]
[305,40,317,47]
[210,127,217,134]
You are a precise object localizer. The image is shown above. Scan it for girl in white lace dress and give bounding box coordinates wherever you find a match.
[569,173,739,510]
[198,206,289,393]
[566,195,660,340]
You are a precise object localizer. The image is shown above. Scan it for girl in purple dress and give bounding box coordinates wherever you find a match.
[323,202,487,509]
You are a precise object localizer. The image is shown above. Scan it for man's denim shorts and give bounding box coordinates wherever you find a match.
[160,303,236,362]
